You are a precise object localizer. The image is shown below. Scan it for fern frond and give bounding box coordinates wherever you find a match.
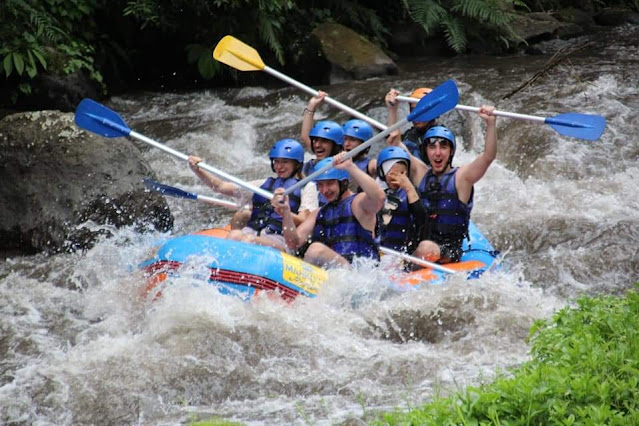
[440,14,467,53]
[403,0,448,35]
[257,14,285,65]
[453,0,515,25]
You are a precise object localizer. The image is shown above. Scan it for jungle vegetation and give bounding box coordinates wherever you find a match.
[1,0,637,105]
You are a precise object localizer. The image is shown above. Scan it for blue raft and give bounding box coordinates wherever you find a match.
[139,222,500,301]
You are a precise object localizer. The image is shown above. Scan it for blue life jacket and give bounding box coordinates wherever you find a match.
[247,177,301,234]
[418,167,473,244]
[354,156,370,175]
[350,156,372,193]
[301,159,316,176]
[377,188,416,252]
[312,194,380,263]
[403,127,426,161]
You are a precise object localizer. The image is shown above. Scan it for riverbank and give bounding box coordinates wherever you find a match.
[2,2,638,113]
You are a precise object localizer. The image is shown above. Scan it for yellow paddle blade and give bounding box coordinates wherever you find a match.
[213,35,265,71]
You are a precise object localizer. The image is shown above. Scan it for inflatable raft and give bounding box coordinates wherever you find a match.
[140,221,500,301]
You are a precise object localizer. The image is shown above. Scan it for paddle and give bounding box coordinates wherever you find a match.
[380,246,458,274]
[213,35,388,131]
[396,95,606,141]
[143,179,242,209]
[74,98,274,200]
[145,180,459,275]
[281,79,460,196]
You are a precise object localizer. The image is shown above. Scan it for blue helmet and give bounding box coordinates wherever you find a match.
[342,119,374,142]
[269,138,304,173]
[309,120,344,147]
[313,157,349,182]
[421,125,456,165]
[376,146,411,180]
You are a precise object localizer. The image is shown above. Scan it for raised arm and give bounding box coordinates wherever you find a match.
[188,155,237,197]
[385,88,400,127]
[300,91,327,150]
[458,105,497,186]
[334,153,384,217]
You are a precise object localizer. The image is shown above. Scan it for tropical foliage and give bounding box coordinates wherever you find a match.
[1,0,636,105]
[402,0,529,53]
[0,0,103,103]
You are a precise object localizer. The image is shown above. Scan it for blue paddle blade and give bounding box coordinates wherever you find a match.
[143,179,198,200]
[74,98,131,138]
[407,79,459,123]
[545,113,606,141]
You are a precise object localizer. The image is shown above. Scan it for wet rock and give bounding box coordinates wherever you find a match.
[0,110,173,254]
[510,12,566,45]
[553,7,597,30]
[20,71,101,113]
[595,8,639,26]
[311,23,397,83]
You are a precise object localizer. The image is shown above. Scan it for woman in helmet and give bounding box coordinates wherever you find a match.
[271,153,385,268]
[386,105,497,264]
[385,87,437,161]
[375,146,423,254]
[188,138,317,251]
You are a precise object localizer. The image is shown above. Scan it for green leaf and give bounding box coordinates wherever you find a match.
[198,53,218,79]
[13,53,25,75]
[3,54,12,77]
[32,49,47,69]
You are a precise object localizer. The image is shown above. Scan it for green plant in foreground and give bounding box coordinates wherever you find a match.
[376,287,639,425]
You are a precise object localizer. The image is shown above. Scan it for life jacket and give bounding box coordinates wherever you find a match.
[247,177,301,234]
[349,156,372,193]
[312,194,379,263]
[301,159,316,176]
[354,156,370,175]
[418,167,473,245]
[377,188,416,252]
[402,127,426,161]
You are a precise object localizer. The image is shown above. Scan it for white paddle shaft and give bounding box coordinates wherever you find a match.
[380,247,458,275]
[265,66,387,130]
[396,95,546,123]
[129,130,273,200]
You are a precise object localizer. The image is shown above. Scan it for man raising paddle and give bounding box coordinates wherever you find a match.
[388,105,497,264]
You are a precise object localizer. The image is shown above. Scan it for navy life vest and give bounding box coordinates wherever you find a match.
[349,156,372,193]
[354,156,370,174]
[402,127,426,161]
[377,188,416,252]
[312,194,379,263]
[247,177,301,234]
[418,167,473,245]
[301,159,316,176]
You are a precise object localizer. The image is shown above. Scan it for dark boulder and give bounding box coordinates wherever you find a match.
[311,23,397,83]
[0,110,173,255]
[510,12,566,45]
[595,8,639,26]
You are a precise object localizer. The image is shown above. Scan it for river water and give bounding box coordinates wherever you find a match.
[1,25,638,425]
